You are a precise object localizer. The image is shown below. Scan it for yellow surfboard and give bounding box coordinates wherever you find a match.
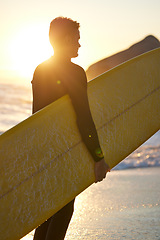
[0,48,160,240]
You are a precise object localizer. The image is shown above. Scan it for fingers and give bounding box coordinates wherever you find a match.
[95,171,107,183]
[94,161,110,183]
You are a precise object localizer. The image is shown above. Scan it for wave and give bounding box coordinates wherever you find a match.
[114,145,160,170]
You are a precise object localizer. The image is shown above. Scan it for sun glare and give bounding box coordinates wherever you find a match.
[9,23,53,79]
[9,22,93,82]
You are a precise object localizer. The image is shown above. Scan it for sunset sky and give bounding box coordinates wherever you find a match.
[0,0,160,85]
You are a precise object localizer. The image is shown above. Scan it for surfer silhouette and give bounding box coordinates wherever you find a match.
[32,17,110,240]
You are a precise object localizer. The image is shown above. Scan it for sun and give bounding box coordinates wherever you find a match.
[9,22,91,83]
[9,23,53,79]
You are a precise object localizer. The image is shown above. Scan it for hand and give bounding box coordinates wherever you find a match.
[94,158,110,183]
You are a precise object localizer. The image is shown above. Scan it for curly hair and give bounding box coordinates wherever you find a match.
[49,17,80,48]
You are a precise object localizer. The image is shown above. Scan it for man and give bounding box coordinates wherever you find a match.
[32,17,110,240]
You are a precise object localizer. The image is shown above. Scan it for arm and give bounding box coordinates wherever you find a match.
[31,66,47,114]
[61,66,110,182]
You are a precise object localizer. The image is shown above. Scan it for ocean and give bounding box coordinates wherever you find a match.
[0,82,160,239]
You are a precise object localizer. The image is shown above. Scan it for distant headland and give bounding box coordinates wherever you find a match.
[86,35,160,80]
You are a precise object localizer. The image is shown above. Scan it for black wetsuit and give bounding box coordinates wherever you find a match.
[32,57,103,240]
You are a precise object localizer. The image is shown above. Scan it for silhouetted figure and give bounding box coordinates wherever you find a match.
[32,17,110,240]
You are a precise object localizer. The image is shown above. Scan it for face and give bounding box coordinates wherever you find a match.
[64,30,81,58]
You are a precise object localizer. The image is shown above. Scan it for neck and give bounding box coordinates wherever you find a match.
[53,50,71,62]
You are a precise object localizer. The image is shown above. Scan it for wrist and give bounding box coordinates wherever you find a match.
[94,147,104,162]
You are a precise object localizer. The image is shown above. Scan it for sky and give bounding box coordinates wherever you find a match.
[0,0,160,86]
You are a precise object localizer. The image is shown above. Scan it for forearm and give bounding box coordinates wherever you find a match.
[77,117,104,162]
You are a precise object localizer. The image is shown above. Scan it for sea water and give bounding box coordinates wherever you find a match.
[0,82,32,133]
[0,82,160,239]
[65,167,160,240]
